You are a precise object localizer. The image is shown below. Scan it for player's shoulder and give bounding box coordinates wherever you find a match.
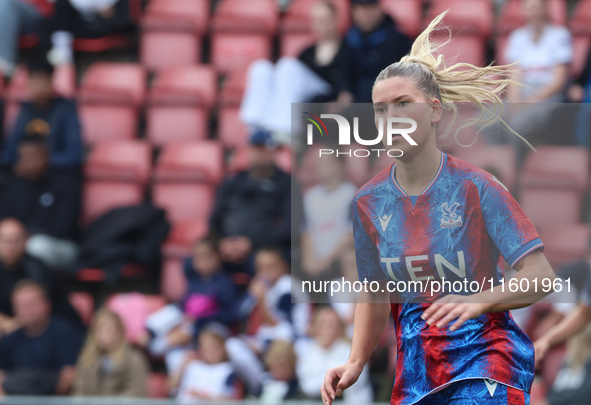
[445,154,510,193]
[353,161,392,204]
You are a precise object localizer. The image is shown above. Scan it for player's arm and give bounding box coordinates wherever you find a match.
[321,284,390,405]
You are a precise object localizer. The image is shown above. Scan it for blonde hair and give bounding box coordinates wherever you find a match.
[78,309,128,368]
[564,321,591,371]
[308,306,348,341]
[373,11,532,149]
[264,340,297,368]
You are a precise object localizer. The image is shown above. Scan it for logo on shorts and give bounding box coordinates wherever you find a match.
[440,202,463,229]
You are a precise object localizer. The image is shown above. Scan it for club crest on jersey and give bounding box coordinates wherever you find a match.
[440,202,462,229]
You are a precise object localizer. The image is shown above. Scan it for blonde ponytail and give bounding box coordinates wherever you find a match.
[374,11,532,149]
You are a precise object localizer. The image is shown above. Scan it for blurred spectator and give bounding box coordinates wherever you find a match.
[0,135,80,270]
[295,306,373,403]
[173,324,241,403]
[345,0,411,103]
[2,57,83,170]
[505,0,571,103]
[0,0,52,79]
[568,47,591,147]
[301,153,355,288]
[146,236,240,358]
[73,309,149,397]
[329,249,359,337]
[209,131,291,274]
[259,340,304,403]
[40,0,135,66]
[0,218,81,330]
[0,280,84,395]
[240,1,352,139]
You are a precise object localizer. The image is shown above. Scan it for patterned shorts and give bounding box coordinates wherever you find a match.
[414,379,530,405]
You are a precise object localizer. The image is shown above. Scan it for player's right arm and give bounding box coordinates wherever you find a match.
[321,286,391,405]
[534,303,591,367]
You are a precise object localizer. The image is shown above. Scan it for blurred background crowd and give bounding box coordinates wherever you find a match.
[0,0,590,404]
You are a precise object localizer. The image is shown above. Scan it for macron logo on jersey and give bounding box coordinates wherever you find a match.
[484,379,498,397]
[379,214,392,232]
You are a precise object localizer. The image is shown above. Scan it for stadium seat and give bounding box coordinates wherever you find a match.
[85,140,152,184]
[6,64,76,102]
[280,33,316,58]
[282,0,350,36]
[152,183,215,223]
[219,68,248,107]
[433,35,486,67]
[79,63,147,107]
[452,145,517,191]
[83,182,144,225]
[162,218,208,260]
[142,0,209,35]
[68,292,94,326]
[540,223,591,268]
[497,0,566,36]
[211,33,272,73]
[73,35,131,52]
[572,36,591,80]
[218,107,249,149]
[520,146,590,194]
[153,140,224,184]
[79,105,138,145]
[425,0,493,39]
[495,35,509,65]
[140,31,201,70]
[380,0,422,38]
[275,146,293,174]
[571,0,591,36]
[211,0,279,35]
[149,66,217,110]
[147,372,170,398]
[519,189,582,231]
[146,106,208,146]
[107,293,166,344]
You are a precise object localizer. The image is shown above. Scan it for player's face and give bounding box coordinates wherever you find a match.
[372,76,442,159]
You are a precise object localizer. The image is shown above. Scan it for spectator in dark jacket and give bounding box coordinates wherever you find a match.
[0,280,84,396]
[0,135,81,270]
[345,0,411,103]
[209,131,291,274]
[2,57,82,170]
[0,218,81,331]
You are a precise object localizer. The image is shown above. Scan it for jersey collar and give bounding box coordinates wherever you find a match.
[389,151,447,197]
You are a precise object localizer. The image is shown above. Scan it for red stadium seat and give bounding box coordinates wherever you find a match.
[282,0,350,36]
[107,293,166,344]
[146,106,208,146]
[79,63,147,107]
[218,107,249,149]
[147,372,170,398]
[219,68,248,107]
[425,0,493,39]
[571,36,591,80]
[520,146,590,194]
[275,146,293,174]
[519,189,582,232]
[85,140,152,184]
[68,292,94,326]
[571,0,591,36]
[152,183,215,223]
[6,64,76,103]
[83,182,144,225]
[149,66,216,110]
[140,32,201,71]
[280,33,316,58]
[495,35,510,65]
[161,259,188,302]
[142,0,209,35]
[79,105,138,145]
[497,0,566,36]
[162,219,208,259]
[211,0,279,35]
[153,140,224,184]
[540,224,591,268]
[380,0,422,38]
[211,33,272,73]
[453,145,517,191]
[433,35,486,67]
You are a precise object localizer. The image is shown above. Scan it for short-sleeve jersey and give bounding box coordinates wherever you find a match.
[352,152,543,405]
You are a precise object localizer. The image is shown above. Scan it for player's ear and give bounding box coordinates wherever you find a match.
[430,98,443,124]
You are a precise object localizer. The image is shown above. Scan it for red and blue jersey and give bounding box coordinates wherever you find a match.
[352,152,543,405]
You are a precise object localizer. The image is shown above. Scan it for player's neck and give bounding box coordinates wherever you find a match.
[394,147,442,196]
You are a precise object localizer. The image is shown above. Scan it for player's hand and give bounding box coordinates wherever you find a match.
[534,338,550,369]
[421,294,487,332]
[321,362,363,405]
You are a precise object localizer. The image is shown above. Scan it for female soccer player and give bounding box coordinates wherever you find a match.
[320,12,557,405]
